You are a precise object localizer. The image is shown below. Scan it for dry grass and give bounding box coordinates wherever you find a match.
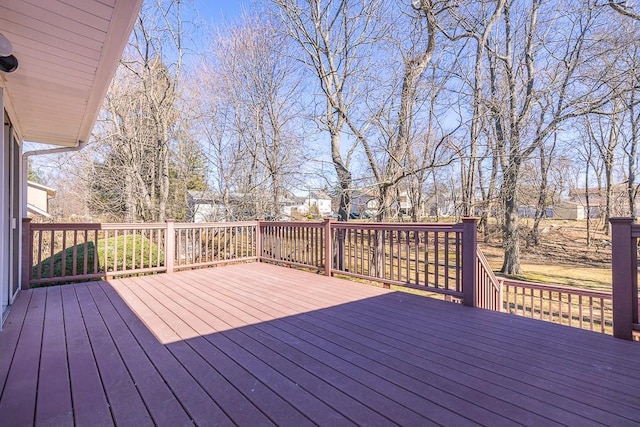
[479,218,614,292]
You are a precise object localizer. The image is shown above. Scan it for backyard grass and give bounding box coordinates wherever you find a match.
[506,264,612,292]
[478,218,615,292]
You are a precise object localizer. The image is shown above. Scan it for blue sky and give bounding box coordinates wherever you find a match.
[194,1,248,24]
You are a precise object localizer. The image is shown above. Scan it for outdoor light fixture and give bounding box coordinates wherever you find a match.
[0,32,18,73]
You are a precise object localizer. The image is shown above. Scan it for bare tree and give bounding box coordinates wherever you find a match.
[484,0,611,274]
[270,0,392,220]
[606,0,640,20]
[192,14,305,220]
[90,0,195,222]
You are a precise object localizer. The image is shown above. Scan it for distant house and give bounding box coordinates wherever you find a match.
[281,195,306,218]
[298,191,332,217]
[187,191,225,222]
[351,189,378,218]
[26,181,56,218]
[187,190,302,222]
[552,202,585,220]
[568,184,640,217]
[398,191,412,216]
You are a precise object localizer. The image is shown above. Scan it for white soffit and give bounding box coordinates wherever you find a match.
[0,0,142,147]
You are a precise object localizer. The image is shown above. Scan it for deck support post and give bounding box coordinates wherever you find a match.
[21,217,32,290]
[462,218,478,307]
[165,219,175,274]
[611,217,637,340]
[255,219,263,261]
[324,219,332,276]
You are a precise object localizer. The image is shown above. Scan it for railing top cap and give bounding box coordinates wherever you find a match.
[610,217,636,223]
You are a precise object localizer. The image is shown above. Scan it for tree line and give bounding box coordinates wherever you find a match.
[46,0,640,275]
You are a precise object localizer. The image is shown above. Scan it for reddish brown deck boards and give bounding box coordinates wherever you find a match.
[60,285,112,426]
[0,288,46,426]
[35,287,73,426]
[1,262,640,426]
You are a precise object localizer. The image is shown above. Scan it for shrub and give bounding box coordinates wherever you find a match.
[34,234,163,286]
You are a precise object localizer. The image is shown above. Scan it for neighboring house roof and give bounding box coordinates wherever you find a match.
[27,181,56,197]
[568,184,629,199]
[27,181,56,218]
[0,0,143,147]
[307,191,331,200]
[27,204,50,219]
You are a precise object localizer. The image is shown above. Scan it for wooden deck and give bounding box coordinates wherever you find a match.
[1,263,640,426]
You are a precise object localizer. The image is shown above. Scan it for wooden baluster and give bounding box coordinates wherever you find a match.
[112,229,119,273]
[568,294,573,326]
[528,288,533,317]
[61,230,67,277]
[559,292,564,325]
[131,229,137,269]
[579,295,583,329]
[72,230,78,276]
[123,229,129,272]
[414,231,419,286]
[444,232,450,291]
[600,299,606,334]
[360,228,365,276]
[397,230,402,281]
[424,232,429,287]
[389,230,394,281]
[83,230,89,275]
[433,231,438,289]
[37,230,43,279]
[21,218,32,289]
[49,229,55,278]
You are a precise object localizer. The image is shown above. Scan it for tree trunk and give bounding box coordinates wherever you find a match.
[501,165,522,274]
[330,130,351,222]
[501,190,521,274]
[628,98,638,217]
[530,142,550,246]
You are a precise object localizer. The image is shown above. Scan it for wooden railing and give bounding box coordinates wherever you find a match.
[329,221,464,299]
[22,219,257,287]
[173,222,257,271]
[25,222,167,286]
[476,248,503,311]
[502,279,612,333]
[23,217,630,337]
[259,221,326,271]
[610,217,640,339]
[258,219,486,304]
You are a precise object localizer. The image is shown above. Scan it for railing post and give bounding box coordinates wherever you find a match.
[611,217,637,340]
[21,217,32,290]
[462,217,478,307]
[165,219,175,274]
[324,218,333,276]
[255,218,263,262]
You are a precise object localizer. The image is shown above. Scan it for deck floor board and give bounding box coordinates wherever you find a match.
[1,262,640,426]
[60,285,113,427]
[35,286,73,426]
[0,288,46,426]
